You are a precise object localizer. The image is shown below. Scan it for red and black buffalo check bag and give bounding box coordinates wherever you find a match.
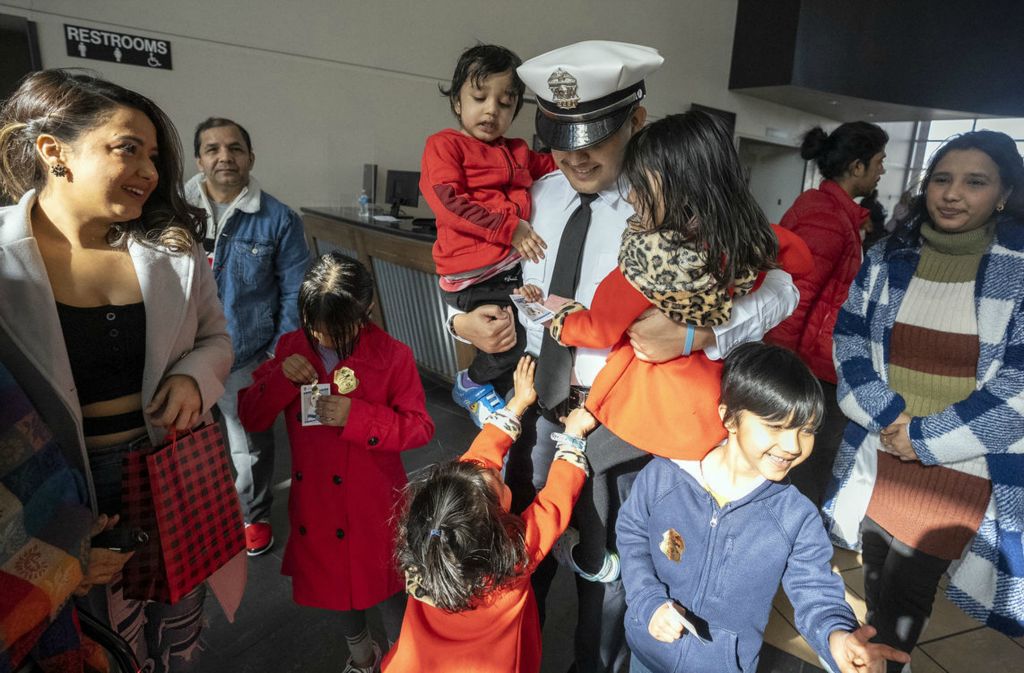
[121,423,244,603]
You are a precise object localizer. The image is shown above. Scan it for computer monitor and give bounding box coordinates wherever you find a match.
[385,170,420,218]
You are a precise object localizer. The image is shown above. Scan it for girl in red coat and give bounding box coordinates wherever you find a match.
[238,252,434,673]
[539,111,813,581]
[382,357,596,673]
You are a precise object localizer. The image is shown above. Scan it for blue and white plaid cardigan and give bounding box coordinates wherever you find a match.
[823,214,1024,637]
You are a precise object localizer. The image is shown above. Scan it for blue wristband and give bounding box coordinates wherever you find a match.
[683,323,696,356]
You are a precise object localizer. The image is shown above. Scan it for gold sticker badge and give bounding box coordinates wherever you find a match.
[660,528,685,562]
[334,367,359,394]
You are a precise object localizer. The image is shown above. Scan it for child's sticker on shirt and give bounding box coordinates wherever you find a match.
[660,528,685,562]
[300,384,332,426]
[334,367,359,394]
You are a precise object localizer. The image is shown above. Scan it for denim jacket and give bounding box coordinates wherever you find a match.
[186,174,309,370]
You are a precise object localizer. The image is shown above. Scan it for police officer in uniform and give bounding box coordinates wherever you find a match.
[451,41,800,672]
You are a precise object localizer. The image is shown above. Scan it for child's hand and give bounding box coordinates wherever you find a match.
[828,626,911,673]
[505,356,536,416]
[512,220,547,264]
[648,601,689,643]
[314,394,352,427]
[515,284,544,303]
[562,407,598,438]
[282,354,318,385]
[543,294,571,312]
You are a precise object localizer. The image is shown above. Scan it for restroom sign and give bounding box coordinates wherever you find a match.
[64,24,172,70]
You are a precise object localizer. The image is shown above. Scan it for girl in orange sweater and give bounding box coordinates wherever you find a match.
[382,357,596,673]
[541,110,812,580]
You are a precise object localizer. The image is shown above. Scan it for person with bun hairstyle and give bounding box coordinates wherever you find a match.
[766,121,888,506]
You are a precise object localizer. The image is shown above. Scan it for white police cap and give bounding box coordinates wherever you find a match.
[518,40,664,151]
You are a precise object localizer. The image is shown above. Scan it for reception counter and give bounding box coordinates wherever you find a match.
[300,207,473,383]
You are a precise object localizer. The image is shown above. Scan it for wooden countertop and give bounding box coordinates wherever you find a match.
[300,206,436,243]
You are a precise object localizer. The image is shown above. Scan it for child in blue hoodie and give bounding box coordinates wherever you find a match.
[617,342,910,673]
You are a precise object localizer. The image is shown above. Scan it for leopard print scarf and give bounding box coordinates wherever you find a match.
[618,223,756,327]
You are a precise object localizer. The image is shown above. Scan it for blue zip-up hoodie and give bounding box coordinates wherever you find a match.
[617,457,857,673]
[185,174,309,371]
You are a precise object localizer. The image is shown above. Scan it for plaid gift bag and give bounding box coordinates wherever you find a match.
[121,424,244,604]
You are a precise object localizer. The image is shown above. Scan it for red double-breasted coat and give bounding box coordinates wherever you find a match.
[238,323,434,610]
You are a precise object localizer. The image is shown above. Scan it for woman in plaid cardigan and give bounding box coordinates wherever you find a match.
[824,131,1024,660]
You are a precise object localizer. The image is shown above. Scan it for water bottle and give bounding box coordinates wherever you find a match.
[357,189,370,218]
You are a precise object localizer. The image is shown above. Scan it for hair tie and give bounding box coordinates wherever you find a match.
[429,528,443,538]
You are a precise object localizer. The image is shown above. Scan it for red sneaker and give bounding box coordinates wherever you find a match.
[244,521,274,556]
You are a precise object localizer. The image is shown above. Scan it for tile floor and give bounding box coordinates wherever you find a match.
[763,521,1024,672]
[199,373,1023,672]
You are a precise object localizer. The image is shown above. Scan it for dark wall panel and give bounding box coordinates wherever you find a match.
[731,0,1024,117]
[0,14,41,102]
[729,0,801,89]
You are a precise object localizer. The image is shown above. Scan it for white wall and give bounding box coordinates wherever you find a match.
[1,0,845,214]
[874,121,917,215]
[737,138,807,224]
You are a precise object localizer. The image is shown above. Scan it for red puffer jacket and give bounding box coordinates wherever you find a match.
[766,180,868,383]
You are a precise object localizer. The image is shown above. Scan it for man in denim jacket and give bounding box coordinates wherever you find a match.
[185,117,309,556]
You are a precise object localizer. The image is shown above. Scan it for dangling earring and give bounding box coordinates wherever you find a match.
[51,164,67,178]
[996,203,1006,212]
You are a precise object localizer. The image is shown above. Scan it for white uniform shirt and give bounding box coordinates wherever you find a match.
[519,170,800,388]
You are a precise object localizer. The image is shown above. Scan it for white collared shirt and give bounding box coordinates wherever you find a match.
[519,171,633,386]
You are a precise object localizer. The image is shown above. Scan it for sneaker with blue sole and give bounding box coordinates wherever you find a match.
[552,527,621,583]
[452,369,506,428]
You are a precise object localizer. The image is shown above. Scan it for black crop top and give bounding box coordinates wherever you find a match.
[56,301,147,437]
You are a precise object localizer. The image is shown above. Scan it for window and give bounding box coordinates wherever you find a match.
[909,118,1024,189]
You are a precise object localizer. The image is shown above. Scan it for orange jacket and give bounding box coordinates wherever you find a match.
[382,424,585,673]
[559,225,813,458]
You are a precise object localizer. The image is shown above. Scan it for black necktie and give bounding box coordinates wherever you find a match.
[536,192,598,410]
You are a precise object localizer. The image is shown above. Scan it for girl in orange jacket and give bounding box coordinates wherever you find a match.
[382,357,596,673]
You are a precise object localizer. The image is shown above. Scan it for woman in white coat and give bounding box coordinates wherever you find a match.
[0,69,233,672]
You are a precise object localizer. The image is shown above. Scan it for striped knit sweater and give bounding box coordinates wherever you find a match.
[0,363,95,671]
[868,223,993,559]
[824,214,1024,637]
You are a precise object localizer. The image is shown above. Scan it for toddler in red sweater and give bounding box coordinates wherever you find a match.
[382,357,596,673]
[421,44,556,427]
